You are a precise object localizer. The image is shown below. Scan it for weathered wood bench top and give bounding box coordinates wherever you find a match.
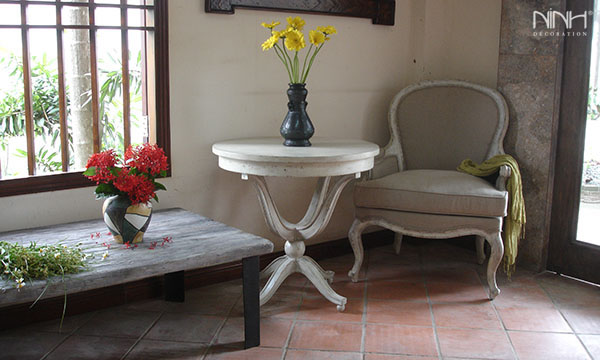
[0,208,273,307]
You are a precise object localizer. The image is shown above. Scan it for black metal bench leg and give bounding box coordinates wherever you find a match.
[164,270,185,302]
[242,256,260,349]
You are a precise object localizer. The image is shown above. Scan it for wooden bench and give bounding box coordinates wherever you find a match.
[0,208,273,348]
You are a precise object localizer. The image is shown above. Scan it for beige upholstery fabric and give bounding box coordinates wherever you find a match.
[354,207,503,235]
[355,170,508,217]
[370,155,399,179]
[396,86,499,170]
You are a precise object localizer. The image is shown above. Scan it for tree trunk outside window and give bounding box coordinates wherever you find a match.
[65,7,93,170]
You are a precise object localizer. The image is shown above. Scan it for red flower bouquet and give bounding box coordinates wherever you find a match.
[83,144,168,205]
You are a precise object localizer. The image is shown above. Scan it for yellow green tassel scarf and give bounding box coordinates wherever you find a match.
[458,154,526,275]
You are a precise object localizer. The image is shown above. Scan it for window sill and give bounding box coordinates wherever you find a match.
[0,172,93,197]
[0,169,172,198]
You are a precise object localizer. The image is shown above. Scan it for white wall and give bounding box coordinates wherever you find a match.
[0,0,502,251]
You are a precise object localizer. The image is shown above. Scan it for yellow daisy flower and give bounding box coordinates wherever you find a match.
[261,35,279,51]
[309,30,325,45]
[286,16,305,31]
[317,25,337,35]
[279,28,292,39]
[261,21,280,29]
[284,29,306,51]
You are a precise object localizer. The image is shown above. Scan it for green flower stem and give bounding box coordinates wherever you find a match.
[281,44,295,82]
[293,52,300,83]
[59,264,67,330]
[301,43,324,83]
[273,44,293,83]
[274,41,294,83]
[300,44,314,83]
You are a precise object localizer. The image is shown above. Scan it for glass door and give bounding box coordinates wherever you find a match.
[548,0,600,284]
[578,0,600,246]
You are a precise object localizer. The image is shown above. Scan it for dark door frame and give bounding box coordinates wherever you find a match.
[548,0,600,284]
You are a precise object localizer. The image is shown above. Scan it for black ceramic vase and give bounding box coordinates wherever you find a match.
[280,83,314,147]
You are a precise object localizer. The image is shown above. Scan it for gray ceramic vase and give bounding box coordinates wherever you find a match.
[280,83,314,147]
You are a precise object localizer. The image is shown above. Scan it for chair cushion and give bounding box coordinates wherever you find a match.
[354,170,508,217]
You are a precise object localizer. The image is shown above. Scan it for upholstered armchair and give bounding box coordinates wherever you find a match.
[348,80,511,299]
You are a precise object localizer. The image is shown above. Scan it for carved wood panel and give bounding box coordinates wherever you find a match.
[205,0,395,26]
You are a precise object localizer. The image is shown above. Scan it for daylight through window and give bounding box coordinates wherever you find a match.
[0,0,169,196]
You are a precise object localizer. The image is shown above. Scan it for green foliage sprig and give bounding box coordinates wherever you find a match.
[0,241,88,290]
[0,241,90,330]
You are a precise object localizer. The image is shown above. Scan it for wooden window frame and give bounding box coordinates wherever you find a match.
[205,0,396,26]
[0,0,170,197]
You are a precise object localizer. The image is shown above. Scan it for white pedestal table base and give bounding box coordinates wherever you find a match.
[246,174,358,312]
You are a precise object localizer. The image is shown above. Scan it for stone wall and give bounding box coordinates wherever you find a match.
[497,0,563,270]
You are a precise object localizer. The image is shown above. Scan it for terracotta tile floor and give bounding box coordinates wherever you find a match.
[2,241,600,359]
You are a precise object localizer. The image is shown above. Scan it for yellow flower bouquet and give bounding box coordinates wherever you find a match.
[261,16,337,84]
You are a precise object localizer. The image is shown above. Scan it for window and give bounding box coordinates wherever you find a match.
[0,0,170,197]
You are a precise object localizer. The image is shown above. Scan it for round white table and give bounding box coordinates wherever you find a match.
[213,137,379,311]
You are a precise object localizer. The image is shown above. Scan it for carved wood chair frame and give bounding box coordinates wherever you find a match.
[348,80,511,300]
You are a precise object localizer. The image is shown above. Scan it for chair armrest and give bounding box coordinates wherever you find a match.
[368,153,399,180]
[495,164,511,191]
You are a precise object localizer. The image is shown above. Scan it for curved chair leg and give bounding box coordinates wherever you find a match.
[485,232,504,300]
[348,219,369,283]
[476,235,486,265]
[393,233,403,255]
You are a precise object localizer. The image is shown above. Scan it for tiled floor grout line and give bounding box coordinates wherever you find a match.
[119,310,164,360]
[12,246,600,359]
[201,293,242,360]
[293,318,362,324]
[488,288,520,360]
[535,274,596,360]
[475,258,520,360]
[38,329,75,359]
[437,325,570,334]
[440,356,510,360]
[420,247,444,360]
[280,278,307,360]
[283,316,555,331]
[360,250,370,360]
[40,310,100,360]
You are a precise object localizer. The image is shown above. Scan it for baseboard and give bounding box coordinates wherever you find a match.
[0,230,394,330]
